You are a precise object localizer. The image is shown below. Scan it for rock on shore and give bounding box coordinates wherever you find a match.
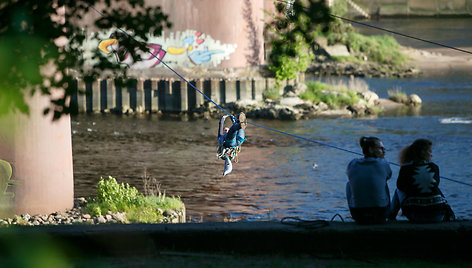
[190,81,421,121]
[0,198,185,226]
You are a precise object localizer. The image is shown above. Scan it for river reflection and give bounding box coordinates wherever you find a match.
[72,103,472,222]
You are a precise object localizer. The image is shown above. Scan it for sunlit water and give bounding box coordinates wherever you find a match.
[72,18,472,222]
[71,73,472,222]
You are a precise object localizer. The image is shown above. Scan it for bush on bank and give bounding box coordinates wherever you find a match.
[314,18,408,68]
[299,81,360,109]
[85,176,184,223]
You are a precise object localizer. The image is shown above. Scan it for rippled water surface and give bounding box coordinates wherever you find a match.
[72,18,472,222]
[72,74,472,222]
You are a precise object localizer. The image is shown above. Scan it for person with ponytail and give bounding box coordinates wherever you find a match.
[390,138,454,222]
[346,136,392,224]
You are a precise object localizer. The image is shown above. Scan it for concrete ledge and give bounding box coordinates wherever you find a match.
[0,220,471,260]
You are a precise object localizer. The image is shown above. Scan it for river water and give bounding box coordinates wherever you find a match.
[71,18,472,222]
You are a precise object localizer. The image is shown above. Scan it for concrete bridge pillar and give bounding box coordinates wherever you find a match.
[254,79,265,101]
[89,79,100,113]
[239,80,252,100]
[136,78,145,113]
[195,79,205,107]
[76,79,86,113]
[117,80,131,113]
[210,79,221,107]
[151,78,159,112]
[176,79,188,112]
[105,78,115,113]
[0,92,74,216]
[225,80,237,103]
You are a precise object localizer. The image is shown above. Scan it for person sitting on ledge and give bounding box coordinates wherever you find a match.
[389,138,455,223]
[346,136,392,224]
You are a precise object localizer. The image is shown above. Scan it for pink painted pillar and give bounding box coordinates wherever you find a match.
[155,0,266,68]
[0,92,74,215]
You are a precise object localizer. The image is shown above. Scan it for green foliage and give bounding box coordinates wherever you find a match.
[268,37,314,81]
[96,176,140,209]
[263,87,281,101]
[313,17,408,68]
[346,33,408,66]
[85,176,183,223]
[299,81,360,108]
[331,0,348,16]
[0,1,171,119]
[266,0,332,82]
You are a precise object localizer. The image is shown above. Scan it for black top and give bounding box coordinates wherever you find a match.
[397,161,442,197]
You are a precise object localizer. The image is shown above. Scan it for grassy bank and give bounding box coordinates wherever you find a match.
[85,176,184,223]
[299,81,360,109]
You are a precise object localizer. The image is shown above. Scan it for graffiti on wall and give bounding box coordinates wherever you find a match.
[95,29,237,69]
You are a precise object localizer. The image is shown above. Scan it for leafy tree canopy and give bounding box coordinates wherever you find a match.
[0,0,171,119]
[265,0,332,82]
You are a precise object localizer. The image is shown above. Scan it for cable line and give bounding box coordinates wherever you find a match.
[330,14,472,55]
[275,0,472,55]
[87,5,472,188]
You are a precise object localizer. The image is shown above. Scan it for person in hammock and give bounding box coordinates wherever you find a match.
[217,112,247,176]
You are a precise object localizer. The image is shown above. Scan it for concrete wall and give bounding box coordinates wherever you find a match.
[71,77,277,114]
[347,0,472,17]
[81,0,272,74]
[0,92,74,216]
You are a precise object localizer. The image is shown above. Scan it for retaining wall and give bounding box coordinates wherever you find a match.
[71,77,284,114]
[348,0,472,17]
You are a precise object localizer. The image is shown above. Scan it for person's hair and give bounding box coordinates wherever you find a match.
[359,136,381,157]
[398,138,432,164]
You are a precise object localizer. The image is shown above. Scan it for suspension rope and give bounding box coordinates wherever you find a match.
[87,5,472,188]
[329,14,472,56]
[274,0,472,55]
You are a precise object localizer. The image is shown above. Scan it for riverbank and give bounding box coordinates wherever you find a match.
[0,198,186,226]
[402,46,472,75]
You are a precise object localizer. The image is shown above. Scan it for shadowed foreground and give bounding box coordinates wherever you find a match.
[0,220,470,267]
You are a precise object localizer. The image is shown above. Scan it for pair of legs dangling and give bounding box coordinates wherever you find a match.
[218,113,247,148]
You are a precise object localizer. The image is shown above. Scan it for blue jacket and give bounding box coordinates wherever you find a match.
[346,157,392,208]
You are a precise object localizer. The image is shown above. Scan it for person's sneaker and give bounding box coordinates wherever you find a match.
[237,112,247,129]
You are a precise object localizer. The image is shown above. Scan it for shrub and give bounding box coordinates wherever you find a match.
[388,88,408,104]
[299,81,360,108]
[313,18,408,69]
[263,87,282,101]
[85,176,184,223]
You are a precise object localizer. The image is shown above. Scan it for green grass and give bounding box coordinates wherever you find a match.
[263,87,281,101]
[388,88,408,104]
[85,176,184,223]
[346,33,408,66]
[314,18,409,69]
[299,81,360,108]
